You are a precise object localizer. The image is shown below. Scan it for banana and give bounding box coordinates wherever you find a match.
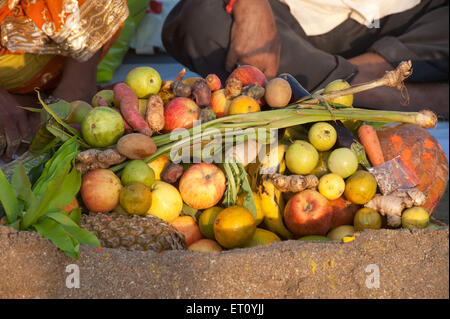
[257,144,293,239]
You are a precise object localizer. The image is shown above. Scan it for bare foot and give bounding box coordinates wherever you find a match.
[349,53,449,120]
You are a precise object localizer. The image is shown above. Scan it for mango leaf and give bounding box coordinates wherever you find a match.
[0,168,20,224]
[46,212,100,247]
[68,208,82,225]
[33,217,79,259]
[48,164,81,211]
[11,163,35,208]
[236,163,257,219]
[22,138,79,229]
[221,163,238,207]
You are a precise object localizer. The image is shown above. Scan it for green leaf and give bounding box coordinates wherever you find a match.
[33,217,79,259]
[236,163,257,219]
[11,163,35,208]
[45,212,100,247]
[48,164,81,212]
[0,168,20,224]
[221,163,238,207]
[68,208,82,225]
[22,138,79,229]
[351,141,371,169]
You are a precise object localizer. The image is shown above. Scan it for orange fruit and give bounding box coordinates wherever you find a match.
[243,228,281,248]
[119,182,152,215]
[353,208,382,230]
[170,215,203,246]
[213,206,256,249]
[228,95,260,115]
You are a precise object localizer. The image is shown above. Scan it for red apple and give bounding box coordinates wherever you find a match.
[164,97,200,132]
[329,197,360,228]
[81,169,122,213]
[284,189,332,237]
[178,163,226,210]
[228,65,268,87]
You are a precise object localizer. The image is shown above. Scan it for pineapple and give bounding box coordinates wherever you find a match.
[80,212,187,252]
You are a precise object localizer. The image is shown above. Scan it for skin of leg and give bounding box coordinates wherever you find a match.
[349,53,449,120]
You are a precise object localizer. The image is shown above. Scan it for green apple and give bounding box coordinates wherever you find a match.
[286,140,319,175]
[125,66,162,98]
[323,79,353,107]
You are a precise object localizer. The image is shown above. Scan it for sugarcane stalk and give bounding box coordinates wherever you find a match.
[297,60,413,104]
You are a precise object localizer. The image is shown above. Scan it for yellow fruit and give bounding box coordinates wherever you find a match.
[228,95,260,115]
[188,239,223,252]
[243,228,281,247]
[327,225,355,241]
[344,170,378,204]
[146,181,183,223]
[323,79,353,107]
[213,206,256,249]
[236,192,264,225]
[198,206,223,239]
[121,160,155,187]
[353,208,382,230]
[402,207,429,229]
[119,183,152,215]
[318,173,346,200]
[148,155,170,180]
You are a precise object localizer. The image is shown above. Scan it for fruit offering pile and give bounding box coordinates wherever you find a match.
[0,62,446,258]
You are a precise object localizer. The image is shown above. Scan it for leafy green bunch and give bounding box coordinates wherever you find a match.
[0,137,99,259]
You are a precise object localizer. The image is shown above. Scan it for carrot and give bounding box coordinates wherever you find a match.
[358,124,385,166]
[113,83,152,136]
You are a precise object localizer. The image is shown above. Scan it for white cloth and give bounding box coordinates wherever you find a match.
[280,0,421,36]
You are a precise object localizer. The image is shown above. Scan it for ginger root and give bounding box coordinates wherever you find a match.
[225,76,242,99]
[269,173,319,193]
[76,149,126,174]
[146,94,165,133]
[364,188,427,228]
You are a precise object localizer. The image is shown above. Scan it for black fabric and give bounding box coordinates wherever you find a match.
[162,0,449,91]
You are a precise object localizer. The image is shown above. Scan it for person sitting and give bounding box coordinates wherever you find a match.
[162,0,449,119]
[0,0,129,161]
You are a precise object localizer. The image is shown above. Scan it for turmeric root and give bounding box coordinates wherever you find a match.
[364,188,427,227]
[146,94,165,132]
[76,149,126,174]
[269,173,319,193]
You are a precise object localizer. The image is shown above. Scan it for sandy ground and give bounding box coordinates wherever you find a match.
[0,224,448,299]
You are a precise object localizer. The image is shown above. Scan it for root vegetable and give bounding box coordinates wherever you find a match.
[199,107,217,123]
[242,84,265,101]
[174,68,186,81]
[364,188,427,227]
[206,74,222,91]
[269,173,319,193]
[161,163,184,184]
[225,76,242,99]
[358,124,385,166]
[114,82,152,136]
[116,133,157,160]
[76,149,126,174]
[171,80,192,97]
[192,79,211,107]
[145,94,165,132]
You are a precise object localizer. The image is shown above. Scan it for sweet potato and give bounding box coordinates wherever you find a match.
[114,83,152,136]
[116,133,157,160]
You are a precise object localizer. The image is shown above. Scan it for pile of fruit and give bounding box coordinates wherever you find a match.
[0,62,446,258]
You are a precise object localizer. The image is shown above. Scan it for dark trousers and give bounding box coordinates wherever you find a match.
[162,0,449,91]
